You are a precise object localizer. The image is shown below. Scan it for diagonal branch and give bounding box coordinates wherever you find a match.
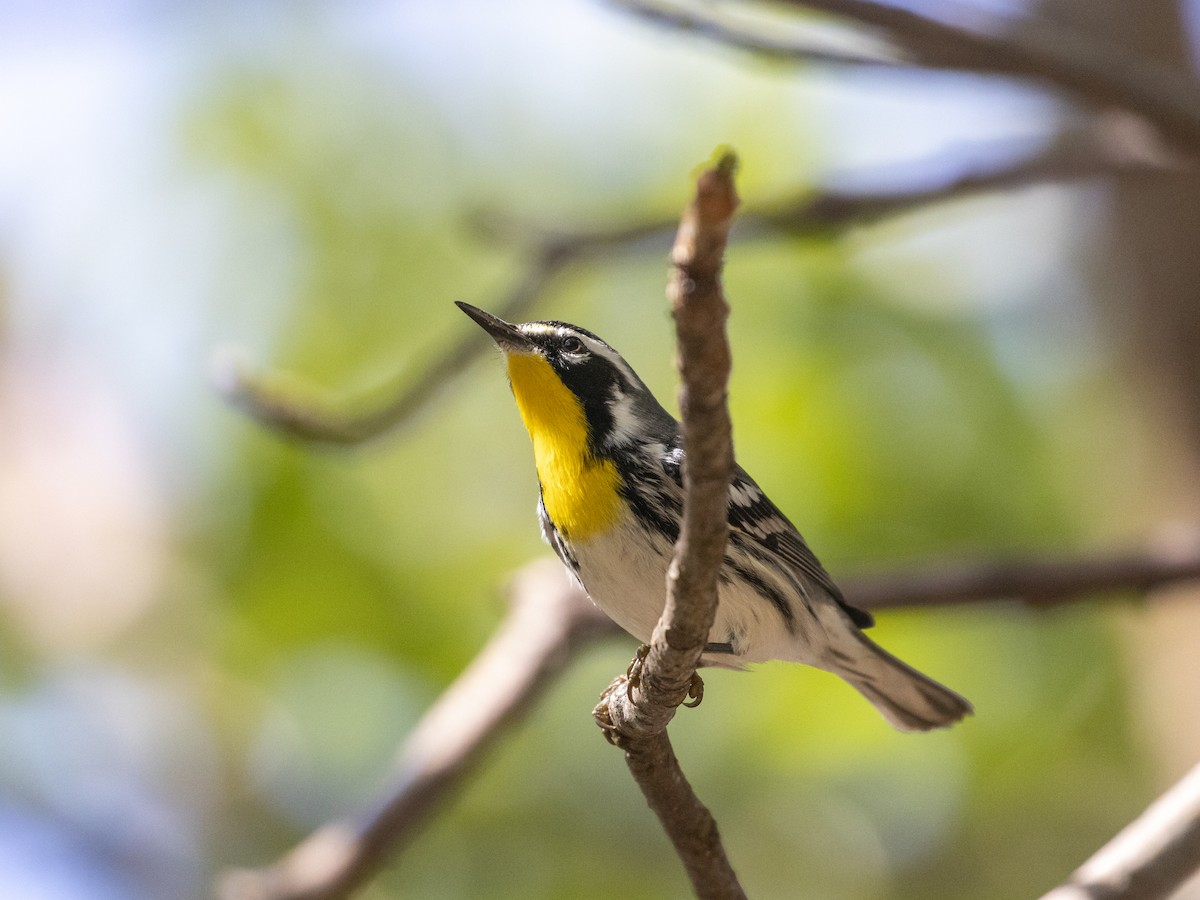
[610,0,908,68]
[1040,761,1200,900]
[776,0,1200,157]
[592,151,744,899]
[210,243,579,446]
[211,210,689,447]
[216,123,1182,449]
[472,119,1184,259]
[751,116,1186,236]
[216,559,613,900]
[612,0,1200,157]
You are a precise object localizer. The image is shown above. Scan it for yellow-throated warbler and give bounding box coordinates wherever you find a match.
[459,302,971,732]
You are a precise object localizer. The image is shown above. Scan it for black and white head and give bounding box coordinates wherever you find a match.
[456,302,676,453]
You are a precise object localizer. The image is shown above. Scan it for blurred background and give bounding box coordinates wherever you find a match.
[3,1,1200,897]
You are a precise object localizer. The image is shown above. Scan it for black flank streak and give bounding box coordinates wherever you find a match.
[726,557,796,634]
[731,534,816,618]
[623,480,681,544]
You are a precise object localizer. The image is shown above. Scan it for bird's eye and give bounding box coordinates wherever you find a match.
[561,336,585,354]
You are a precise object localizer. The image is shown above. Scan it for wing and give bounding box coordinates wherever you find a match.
[658,435,873,629]
[727,464,875,630]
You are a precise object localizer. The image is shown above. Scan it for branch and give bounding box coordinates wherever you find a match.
[495,120,1182,247]
[844,525,1200,612]
[752,116,1186,237]
[210,208,689,447]
[592,151,744,899]
[777,0,1200,157]
[216,125,1182,449]
[1040,762,1200,900]
[613,0,1200,156]
[610,0,908,68]
[217,559,614,900]
[210,242,579,446]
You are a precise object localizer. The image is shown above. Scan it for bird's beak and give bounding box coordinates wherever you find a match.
[456,302,536,354]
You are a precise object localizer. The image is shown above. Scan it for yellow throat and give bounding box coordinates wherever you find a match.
[504,352,623,540]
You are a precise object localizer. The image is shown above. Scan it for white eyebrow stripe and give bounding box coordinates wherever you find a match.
[517,323,643,387]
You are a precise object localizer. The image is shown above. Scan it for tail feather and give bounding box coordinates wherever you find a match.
[826,631,973,733]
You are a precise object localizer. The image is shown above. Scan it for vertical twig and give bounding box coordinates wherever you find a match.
[593,151,744,899]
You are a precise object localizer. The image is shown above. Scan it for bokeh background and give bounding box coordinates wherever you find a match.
[3,1,1200,898]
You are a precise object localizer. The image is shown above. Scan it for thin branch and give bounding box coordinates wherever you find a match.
[483,119,1184,248]
[610,0,908,68]
[216,559,614,900]
[210,210,687,447]
[775,0,1200,157]
[216,123,1183,449]
[593,151,744,899]
[210,242,580,446]
[844,525,1200,612]
[613,0,1200,157]
[1040,761,1200,900]
[751,115,1186,237]
[216,126,1180,451]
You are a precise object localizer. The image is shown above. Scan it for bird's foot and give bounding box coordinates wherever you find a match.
[592,688,624,747]
[683,671,705,708]
[626,643,651,702]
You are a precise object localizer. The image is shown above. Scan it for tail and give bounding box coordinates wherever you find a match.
[823,629,973,733]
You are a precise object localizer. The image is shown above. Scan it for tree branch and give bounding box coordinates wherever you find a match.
[751,115,1186,236]
[844,525,1200,612]
[480,119,1182,250]
[217,559,614,900]
[592,151,744,899]
[610,0,908,68]
[778,0,1200,157]
[209,242,579,446]
[1040,761,1200,900]
[215,124,1182,450]
[613,0,1200,156]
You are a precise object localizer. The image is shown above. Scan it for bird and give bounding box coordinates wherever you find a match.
[457,301,972,732]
